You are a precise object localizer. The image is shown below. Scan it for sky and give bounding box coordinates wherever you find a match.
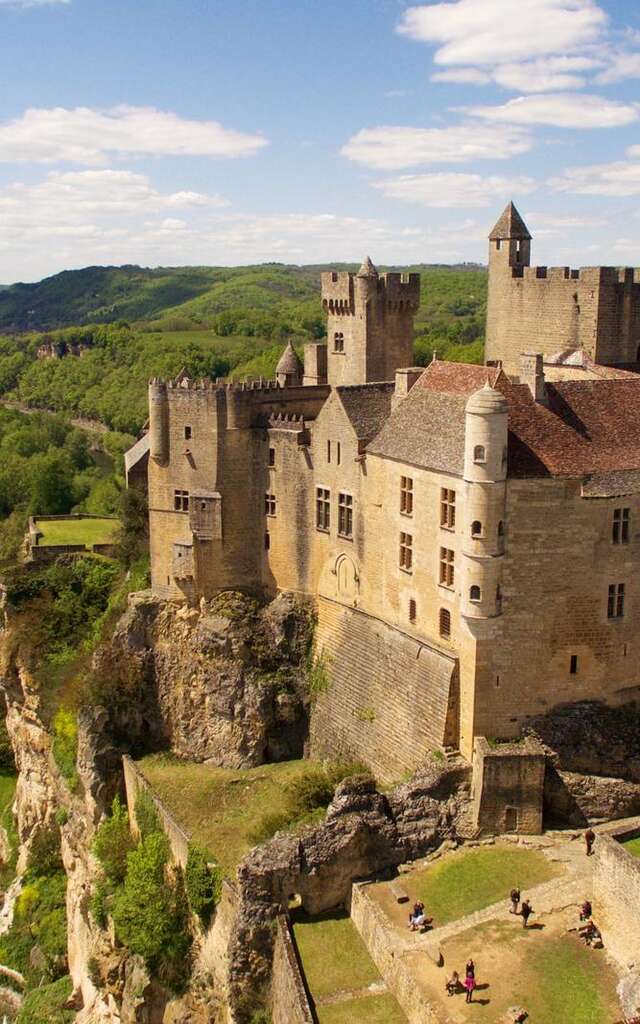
[1,0,640,282]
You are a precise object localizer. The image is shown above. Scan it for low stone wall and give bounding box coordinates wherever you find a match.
[350,883,441,1024]
[593,833,640,967]
[122,755,190,867]
[271,915,314,1024]
[472,736,545,835]
[199,879,241,1024]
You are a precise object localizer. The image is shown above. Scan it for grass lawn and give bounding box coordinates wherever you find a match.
[291,910,380,1000]
[36,517,118,548]
[136,754,317,875]
[411,846,560,925]
[525,936,619,1024]
[317,993,406,1024]
[622,835,640,857]
[0,773,17,889]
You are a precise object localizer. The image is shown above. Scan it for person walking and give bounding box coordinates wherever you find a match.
[465,958,475,979]
[580,898,592,921]
[464,972,476,1003]
[510,887,521,914]
[585,828,596,856]
[521,899,533,928]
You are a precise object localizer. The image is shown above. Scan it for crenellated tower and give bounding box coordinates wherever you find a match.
[460,383,508,621]
[318,258,420,387]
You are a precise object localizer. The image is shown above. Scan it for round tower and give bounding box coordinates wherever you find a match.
[148,378,169,464]
[276,340,303,388]
[354,255,379,305]
[461,383,508,620]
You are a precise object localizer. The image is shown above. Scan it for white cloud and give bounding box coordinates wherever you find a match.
[397,0,606,66]
[0,105,267,165]
[549,153,640,196]
[463,93,638,128]
[595,51,640,84]
[341,123,532,170]
[371,172,537,208]
[431,68,491,85]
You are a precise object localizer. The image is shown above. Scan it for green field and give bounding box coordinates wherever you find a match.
[525,936,619,1024]
[0,773,17,889]
[622,835,640,857]
[136,755,318,875]
[292,909,406,1023]
[35,517,118,548]
[409,846,560,925]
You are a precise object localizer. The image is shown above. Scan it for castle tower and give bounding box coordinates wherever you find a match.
[320,258,420,387]
[275,340,303,387]
[460,383,508,620]
[485,202,532,367]
[148,379,169,465]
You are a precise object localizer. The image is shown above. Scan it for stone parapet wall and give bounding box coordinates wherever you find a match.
[593,833,640,967]
[271,916,314,1024]
[122,755,190,867]
[350,883,440,1024]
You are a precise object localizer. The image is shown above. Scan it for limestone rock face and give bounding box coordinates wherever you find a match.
[93,591,313,767]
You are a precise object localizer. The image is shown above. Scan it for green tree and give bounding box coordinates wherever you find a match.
[112,832,174,963]
[93,796,134,885]
[185,844,222,925]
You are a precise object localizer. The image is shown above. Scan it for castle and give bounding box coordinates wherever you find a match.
[126,203,640,787]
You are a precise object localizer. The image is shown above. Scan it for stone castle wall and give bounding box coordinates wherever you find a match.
[122,754,190,867]
[593,833,640,966]
[270,917,314,1024]
[471,736,545,834]
[310,597,458,782]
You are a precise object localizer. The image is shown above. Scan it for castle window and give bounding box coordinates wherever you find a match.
[174,489,189,512]
[471,520,482,538]
[184,425,192,441]
[440,488,455,529]
[496,239,501,251]
[337,442,341,466]
[409,598,417,623]
[401,476,414,516]
[333,332,344,353]
[264,532,270,550]
[327,440,331,463]
[265,493,277,517]
[470,585,481,602]
[570,654,578,674]
[316,487,330,532]
[608,582,625,620]
[473,445,486,464]
[439,608,451,639]
[496,584,502,606]
[399,532,413,572]
[269,447,275,467]
[439,547,454,588]
[338,492,353,539]
[612,507,630,544]
[498,520,504,537]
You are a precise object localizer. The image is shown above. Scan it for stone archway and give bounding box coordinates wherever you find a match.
[335,553,359,603]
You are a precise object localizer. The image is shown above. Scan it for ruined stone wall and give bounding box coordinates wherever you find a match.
[471,737,545,835]
[486,263,640,373]
[310,598,458,782]
[122,754,190,867]
[270,917,314,1024]
[473,478,640,743]
[593,834,640,967]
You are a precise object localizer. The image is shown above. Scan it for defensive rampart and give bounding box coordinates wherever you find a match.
[271,916,314,1024]
[122,754,190,867]
[593,831,640,967]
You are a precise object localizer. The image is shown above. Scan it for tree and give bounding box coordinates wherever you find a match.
[93,796,135,885]
[112,832,174,963]
[28,451,74,515]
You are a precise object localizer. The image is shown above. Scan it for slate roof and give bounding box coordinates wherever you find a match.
[276,340,303,375]
[368,360,640,480]
[489,201,532,240]
[336,382,395,447]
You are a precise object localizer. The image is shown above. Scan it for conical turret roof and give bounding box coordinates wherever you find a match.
[489,201,531,241]
[357,255,378,278]
[276,340,303,375]
[466,381,509,415]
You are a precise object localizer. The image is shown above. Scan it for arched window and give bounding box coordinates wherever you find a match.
[473,445,486,464]
[497,520,504,538]
[333,332,344,353]
[470,585,481,602]
[439,608,451,639]
[471,520,482,537]
[409,598,417,624]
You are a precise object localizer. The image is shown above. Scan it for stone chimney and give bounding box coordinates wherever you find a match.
[394,367,424,409]
[520,352,547,404]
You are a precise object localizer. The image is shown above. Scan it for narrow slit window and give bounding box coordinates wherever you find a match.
[269,447,275,467]
[265,493,277,517]
[337,441,341,466]
[184,425,192,440]
[264,532,270,550]
[327,439,331,464]
[409,599,417,624]
[439,608,451,639]
[334,332,344,353]
[570,654,578,674]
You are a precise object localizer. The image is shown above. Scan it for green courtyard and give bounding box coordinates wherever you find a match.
[622,834,640,857]
[35,516,118,548]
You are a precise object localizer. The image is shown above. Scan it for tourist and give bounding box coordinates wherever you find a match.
[464,972,476,1003]
[465,958,475,978]
[408,900,426,931]
[585,827,596,856]
[509,886,521,914]
[445,970,460,996]
[580,898,592,921]
[521,899,533,928]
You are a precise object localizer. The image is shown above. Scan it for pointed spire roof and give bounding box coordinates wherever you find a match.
[276,340,303,375]
[489,201,531,241]
[357,255,378,278]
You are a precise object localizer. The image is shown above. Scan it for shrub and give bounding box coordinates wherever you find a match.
[185,844,222,926]
[55,807,68,827]
[52,708,78,791]
[0,713,15,772]
[16,976,75,1024]
[134,788,160,840]
[92,796,134,885]
[26,825,63,880]
[111,832,174,963]
[248,811,291,845]
[89,879,110,930]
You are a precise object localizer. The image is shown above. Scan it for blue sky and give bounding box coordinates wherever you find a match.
[1,0,639,281]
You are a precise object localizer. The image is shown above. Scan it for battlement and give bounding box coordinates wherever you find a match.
[514,265,639,284]
[321,268,420,315]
